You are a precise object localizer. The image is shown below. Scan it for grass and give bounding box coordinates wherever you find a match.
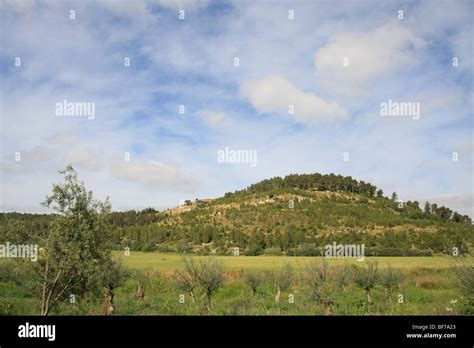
[114,251,473,272]
[1,254,472,315]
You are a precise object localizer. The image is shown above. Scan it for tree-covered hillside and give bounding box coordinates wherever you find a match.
[1,173,472,256]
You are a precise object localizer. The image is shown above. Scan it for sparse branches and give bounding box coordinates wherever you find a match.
[354,261,379,304]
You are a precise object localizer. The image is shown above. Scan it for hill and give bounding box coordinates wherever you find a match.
[1,173,472,256]
[109,173,473,256]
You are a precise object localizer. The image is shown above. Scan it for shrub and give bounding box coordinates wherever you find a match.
[380,265,403,302]
[176,241,192,254]
[452,263,474,302]
[156,244,174,253]
[246,245,264,256]
[354,261,379,304]
[272,262,294,305]
[263,247,282,256]
[174,256,200,305]
[243,270,264,295]
[305,259,335,314]
[335,264,353,291]
[197,258,225,312]
[287,244,321,256]
[405,249,432,256]
[141,241,156,252]
[377,248,404,256]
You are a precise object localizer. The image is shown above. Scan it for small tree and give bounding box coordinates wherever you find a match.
[335,264,353,292]
[135,272,146,301]
[273,262,294,305]
[380,265,403,302]
[197,258,225,312]
[93,258,128,315]
[391,192,398,202]
[243,270,263,296]
[305,259,336,315]
[424,201,431,214]
[354,261,379,304]
[37,165,113,315]
[174,256,200,305]
[452,261,474,313]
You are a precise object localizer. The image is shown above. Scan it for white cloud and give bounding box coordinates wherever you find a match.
[110,160,195,192]
[314,22,425,97]
[240,75,348,125]
[63,149,103,171]
[195,109,228,128]
[0,146,58,174]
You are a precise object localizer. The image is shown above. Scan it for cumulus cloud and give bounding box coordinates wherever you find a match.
[195,109,229,128]
[0,146,58,174]
[110,160,195,192]
[240,75,348,125]
[63,149,103,171]
[314,22,425,97]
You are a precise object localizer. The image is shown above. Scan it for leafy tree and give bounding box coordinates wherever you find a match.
[37,165,113,315]
[424,201,431,215]
[391,192,398,202]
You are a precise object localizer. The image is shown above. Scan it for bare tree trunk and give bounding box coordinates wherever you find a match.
[136,282,144,300]
[103,288,115,315]
[206,292,212,312]
[41,260,49,316]
[189,289,196,305]
[385,288,392,303]
[274,287,281,305]
[324,305,333,316]
[366,289,372,304]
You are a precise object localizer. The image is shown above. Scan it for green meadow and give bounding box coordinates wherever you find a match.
[2,253,472,316]
[114,252,470,271]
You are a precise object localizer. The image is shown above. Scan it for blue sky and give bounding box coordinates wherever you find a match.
[0,0,472,216]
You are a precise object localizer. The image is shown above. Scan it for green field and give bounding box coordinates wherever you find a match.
[115,251,472,272]
[1,254,473,315]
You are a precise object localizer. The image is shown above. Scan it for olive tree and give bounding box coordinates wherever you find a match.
[243,270,263,296]
[197,258,225,312]
[354,261,379,304]
[305,259,336,315]
[94,259,128,315]
[380,265,403,302]
[272,262,294,305]
[37,165,114,315]
[174,256,201,305]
